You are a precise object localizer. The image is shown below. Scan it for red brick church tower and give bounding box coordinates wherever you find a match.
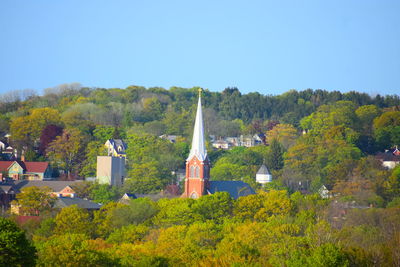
[182,89,210,199]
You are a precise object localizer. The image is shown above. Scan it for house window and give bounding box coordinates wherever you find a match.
[195,166,200,178]
[190,166,194,178]
[190,192,198,199]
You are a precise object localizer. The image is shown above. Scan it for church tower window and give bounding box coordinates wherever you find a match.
[190,166,195,178]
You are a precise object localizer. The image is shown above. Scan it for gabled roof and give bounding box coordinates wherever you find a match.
[257,164,270,175]
[0,161,13,172]
[14,180,83,192]
[208,181,255,199]
[0,161,49,173]
[0,184,16,194]
[106,139,127,151]
[22,162,49,173]
[54,197,102,210]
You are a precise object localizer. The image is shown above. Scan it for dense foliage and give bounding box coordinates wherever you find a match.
[5,191,400,266]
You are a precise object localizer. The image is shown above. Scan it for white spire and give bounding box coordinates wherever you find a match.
[187,92,207,161]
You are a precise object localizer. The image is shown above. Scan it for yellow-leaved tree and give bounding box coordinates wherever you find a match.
[10,107,61,149]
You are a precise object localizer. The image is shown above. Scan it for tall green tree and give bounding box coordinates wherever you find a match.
[0,218,37,267]
[266,138,284,170]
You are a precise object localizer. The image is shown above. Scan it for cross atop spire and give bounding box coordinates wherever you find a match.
[187,91,207,161]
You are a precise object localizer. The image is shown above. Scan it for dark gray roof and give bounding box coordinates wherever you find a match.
[376,151,400,162]
[109,139,127,152]
[134,193,169,201]
[208,181,255,199]
[257,164,270,175]
[55,197,102,210]
[14,180,83,192]
[0,184,16,194]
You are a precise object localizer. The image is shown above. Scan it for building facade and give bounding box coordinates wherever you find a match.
[0,161,51,180]
[96,156,126,186]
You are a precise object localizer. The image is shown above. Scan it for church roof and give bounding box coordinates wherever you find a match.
[257,164,270,175]
[187,94,207,161]
[208,181,255,199]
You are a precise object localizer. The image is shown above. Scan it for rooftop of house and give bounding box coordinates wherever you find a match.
[106,139,127,150]
[13,180,83,192]
[376,148,400,162]
[0,161,49,173]
[0,184,16,194]
[54,197,102,210]
[159,134,179,143]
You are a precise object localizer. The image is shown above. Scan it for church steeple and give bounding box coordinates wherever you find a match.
[183,88,210,199]
[187,88,207,162]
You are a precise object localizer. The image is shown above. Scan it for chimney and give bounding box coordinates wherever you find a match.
[21,155,25,162]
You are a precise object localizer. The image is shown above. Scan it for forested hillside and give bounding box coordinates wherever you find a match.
[1,84,400,266]
[1,84,400,197]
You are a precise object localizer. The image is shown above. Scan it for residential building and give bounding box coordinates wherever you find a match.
[212,139,230,149]
[159,134,179,143]
[0,140,15,160]
[105,139,127,158]
[212,134,264,150]
[0,183,17,212]
[0,160,52,180]
[318,185,332,199]
[376,148,400,169]
[13,180,83,197]
[119,193,137,204]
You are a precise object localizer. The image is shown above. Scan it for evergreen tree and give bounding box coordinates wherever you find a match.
[266,138,284,170]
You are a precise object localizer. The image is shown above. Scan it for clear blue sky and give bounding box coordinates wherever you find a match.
[1,0,399,96]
